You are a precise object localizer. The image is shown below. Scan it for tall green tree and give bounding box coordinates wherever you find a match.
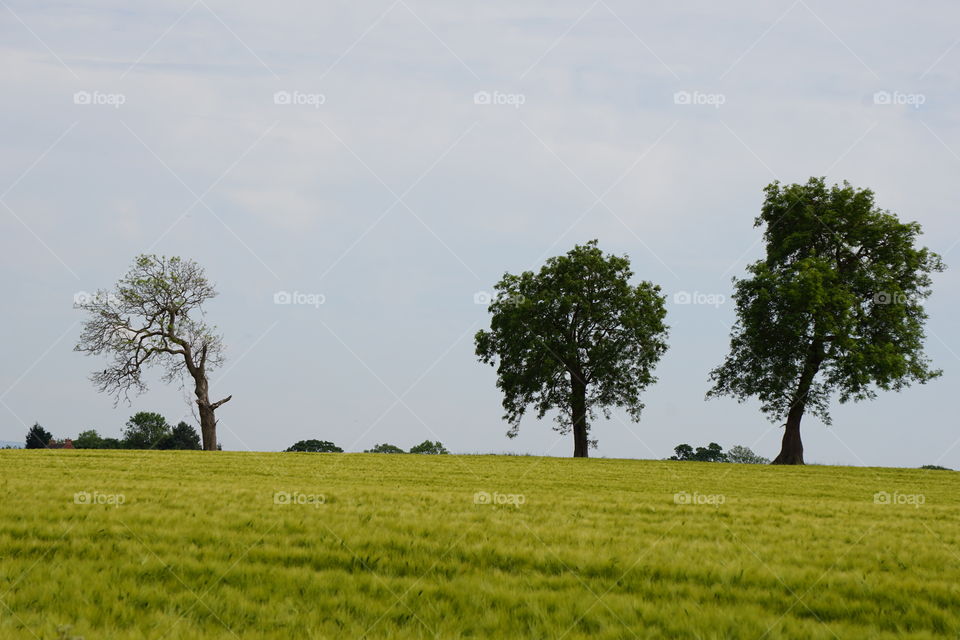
[475,240,669,458]
[123,412,170,450]
[25,423,52,449]
[75,255,232,450]
[708,178,945,464]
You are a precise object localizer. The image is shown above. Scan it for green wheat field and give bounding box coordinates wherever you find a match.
[1,451,958,639]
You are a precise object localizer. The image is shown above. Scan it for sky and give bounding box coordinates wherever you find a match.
[1,0,958,467]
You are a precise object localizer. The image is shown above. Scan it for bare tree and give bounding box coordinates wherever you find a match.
[75,255,231,450]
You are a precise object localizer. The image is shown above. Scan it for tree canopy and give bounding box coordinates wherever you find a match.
[408,440,449,455]
[708,178,945,464]
[286,440,343,453]
[25,423,52,449]
[476,240,668,457]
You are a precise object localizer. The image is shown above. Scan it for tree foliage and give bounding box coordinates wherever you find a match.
[123,412,170,450]
[25,423,52,449]
[157,422,202,450]
[365,443,406,454]
[708,178,944,464]
[286,440,343,453]
[475,240,669,457]
[726,445,770,465]
[408,440,448,455]
[669,442,727,462]
[74,429,104,449]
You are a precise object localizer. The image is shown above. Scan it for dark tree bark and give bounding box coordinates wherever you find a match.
[571,372,589,458]
[772,341,824,465]
[773,405,806,465]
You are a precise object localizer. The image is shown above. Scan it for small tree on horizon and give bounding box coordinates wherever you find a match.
[669,442,727,462]
[408,440,448,455]
[365,443,406,453]
[123,412,170,449]
[25,423,53,449]
[727,445,770,464]
[74,429,105,449]
[476,240,669,458]
[285,440,343,453]
[157,422,202,450]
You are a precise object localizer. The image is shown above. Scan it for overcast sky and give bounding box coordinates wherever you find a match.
[1,1,958,466]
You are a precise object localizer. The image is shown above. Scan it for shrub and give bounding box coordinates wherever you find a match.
[285,440,343,453]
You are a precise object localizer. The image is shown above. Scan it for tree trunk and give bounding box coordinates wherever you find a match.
[771,340,824,465]
[194,379,217,451]
[192,375,230,451]
[571,374,589,458]
[772,405,805,465]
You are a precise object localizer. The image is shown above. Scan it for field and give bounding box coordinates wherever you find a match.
[0,451,958,639]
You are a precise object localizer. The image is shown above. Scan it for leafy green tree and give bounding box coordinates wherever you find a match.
[669,444,695,461]
[123,412,171,449]
[726,445,770,465]
[25,423,53,449]
[285,439,343,453]
[75,255,232,451]
[157,422,202,450]
[476,240,669,458]
[693,442,727,462]
[669,442,727,462]
[101,438,124,449]
[74,429,104,449]
[708,178,945,464]
[364,443,406,453]
[408,440,448,455]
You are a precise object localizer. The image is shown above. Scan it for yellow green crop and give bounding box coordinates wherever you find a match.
[1,451,957,639]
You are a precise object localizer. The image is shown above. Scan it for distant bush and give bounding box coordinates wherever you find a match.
[122,412,170,450]
[669,442,727,462]
[365,443,406,454]
[74,430,104,449]
[727,445,770,465]
[157,422,202,450]
[409,440,449,455]
[920,465,952,471]
[25,423,53,449]
[286,440,343,453]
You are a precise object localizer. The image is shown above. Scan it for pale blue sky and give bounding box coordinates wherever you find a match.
[1,1,957,465]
